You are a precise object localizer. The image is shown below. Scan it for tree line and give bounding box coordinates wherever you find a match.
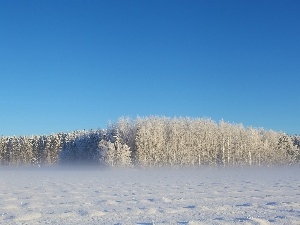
[0,116,299,167]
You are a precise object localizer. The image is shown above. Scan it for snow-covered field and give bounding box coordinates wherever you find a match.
[0,167,299,225]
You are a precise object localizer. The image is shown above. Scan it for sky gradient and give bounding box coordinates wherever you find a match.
[0,0,299,136]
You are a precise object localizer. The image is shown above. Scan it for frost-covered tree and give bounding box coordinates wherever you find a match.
[98,130,131,167]
[0,116,298,167]
[59,132,76,163]
[0,136,8,165]
[98,139,115,166]
[276,134,298,165]
[135,116,168,166]
[291,135,300,163]
[30,135,40,166]
[58,129,104,165]
[6,136,21,165]
[117,117,137,162]
[18,136,32,164]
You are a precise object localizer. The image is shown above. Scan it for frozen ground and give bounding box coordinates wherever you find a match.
[0,166,299,225]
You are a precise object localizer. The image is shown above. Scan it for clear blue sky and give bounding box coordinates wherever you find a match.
[0,0,299,136]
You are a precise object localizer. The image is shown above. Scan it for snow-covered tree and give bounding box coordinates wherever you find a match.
[117,117,137,162]
[135,116,168,166]
[0,136,8,165]
[98,130,131,167]
[0,116,298,167]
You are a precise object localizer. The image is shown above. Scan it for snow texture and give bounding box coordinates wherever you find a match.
[0,166,299,224]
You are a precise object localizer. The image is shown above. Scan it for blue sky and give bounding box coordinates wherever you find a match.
[0,0,299,136]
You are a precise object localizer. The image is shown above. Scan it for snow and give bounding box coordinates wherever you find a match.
[0,167,299,224]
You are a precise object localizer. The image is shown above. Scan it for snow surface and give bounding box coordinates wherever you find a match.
[0,166,299,225]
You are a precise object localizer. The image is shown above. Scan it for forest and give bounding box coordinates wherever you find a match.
[0,116,299,167]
